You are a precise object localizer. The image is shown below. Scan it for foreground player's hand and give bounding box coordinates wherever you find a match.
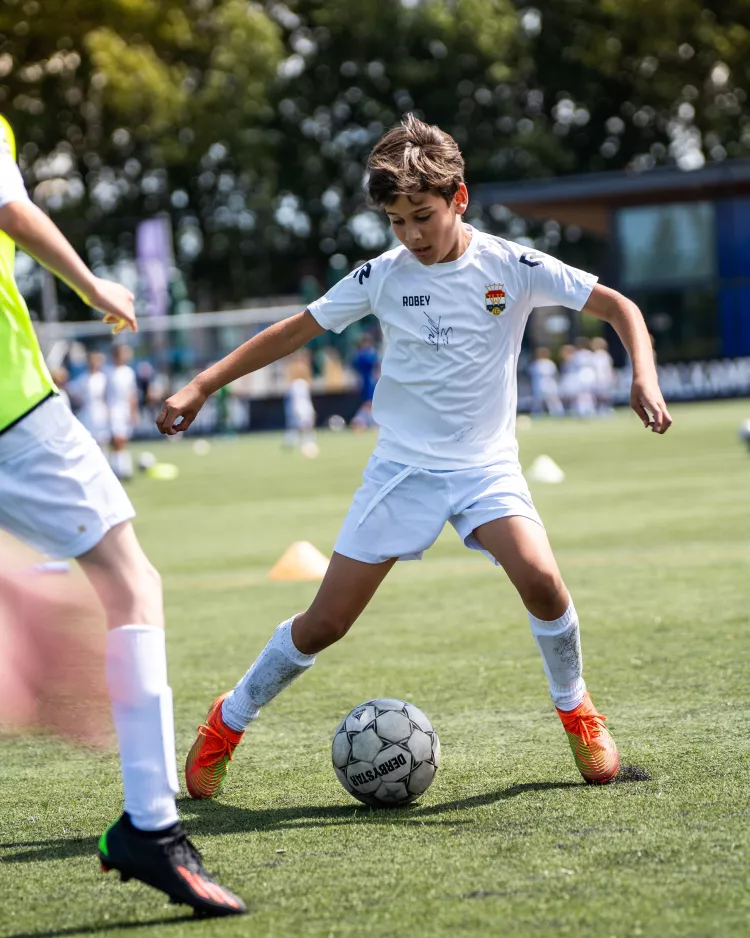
[85,277,138,334]
[630,377,672,434]
[156,381,207,435]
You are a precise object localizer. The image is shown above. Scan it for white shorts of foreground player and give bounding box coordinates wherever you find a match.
[0,396,134,558]
[334,455,543,565]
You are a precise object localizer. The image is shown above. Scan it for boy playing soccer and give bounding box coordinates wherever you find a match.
[0,115,244,916]
[157,115,672,798]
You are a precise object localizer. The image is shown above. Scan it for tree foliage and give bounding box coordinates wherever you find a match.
[1,0,748,310]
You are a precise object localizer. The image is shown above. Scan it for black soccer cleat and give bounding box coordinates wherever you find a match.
[98,813,246,917]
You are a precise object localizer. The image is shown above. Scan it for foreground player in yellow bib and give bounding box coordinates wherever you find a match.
[0,116,244,916]
[158,116,672,798]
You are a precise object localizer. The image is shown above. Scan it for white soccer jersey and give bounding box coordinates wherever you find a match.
[529,358,559,397]
[284,378,315,428]
[71,371,110,443]
[592,348,615,390]
[109,363,137,437]
[308,227,597,469]
[110,363,137,404]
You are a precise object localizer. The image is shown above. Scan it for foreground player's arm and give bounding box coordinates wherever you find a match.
[156,310,325,435]
[0,199,136,334]
[582,284,672,434]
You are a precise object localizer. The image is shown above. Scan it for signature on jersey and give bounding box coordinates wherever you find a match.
[420,312,452,350]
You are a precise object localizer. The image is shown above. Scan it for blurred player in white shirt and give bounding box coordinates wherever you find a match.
[159,115,672,798]
[283,356,318,457]
[570,337,597,418]
[109,344,139,480]
[591,336,616,414]
[70,350,110,444]
[557,344,578,413]
[528,347,563,417]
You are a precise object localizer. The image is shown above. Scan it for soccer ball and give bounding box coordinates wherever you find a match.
[331,698,440,807]
[137,451,157,471]
[739,419,750,449]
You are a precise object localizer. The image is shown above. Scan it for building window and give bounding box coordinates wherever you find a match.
[629,288,719,361]
[617,202,716,288]
[616,202,718,361]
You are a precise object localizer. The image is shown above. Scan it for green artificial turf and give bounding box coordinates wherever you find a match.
[1,401,749,937]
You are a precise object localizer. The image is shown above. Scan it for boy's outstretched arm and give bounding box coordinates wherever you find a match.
[156,309,325,435]
[582,284,672,434]
[0,200,136,334]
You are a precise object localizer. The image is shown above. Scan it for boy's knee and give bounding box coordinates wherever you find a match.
[103,558,163,629]
[295,608,353,654]
[520,569,567,620]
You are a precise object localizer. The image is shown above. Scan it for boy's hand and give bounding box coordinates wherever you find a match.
[630,376,672,434]
[156,381,208,435]
[85,277,137,334]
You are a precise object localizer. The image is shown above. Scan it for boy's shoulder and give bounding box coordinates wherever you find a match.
[474,230,538,266]
[349,242,412,287]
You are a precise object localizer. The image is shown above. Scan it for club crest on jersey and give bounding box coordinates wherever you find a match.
[485,284,507,316]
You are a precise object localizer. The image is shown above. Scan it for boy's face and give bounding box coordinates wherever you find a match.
[385,184,468,265]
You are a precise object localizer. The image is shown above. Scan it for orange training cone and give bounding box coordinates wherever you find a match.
[268,541,329,581]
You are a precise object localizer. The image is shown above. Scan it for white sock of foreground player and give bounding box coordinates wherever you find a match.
[221,617,316,732]
[106,626,180,831]
[527,600,587,712]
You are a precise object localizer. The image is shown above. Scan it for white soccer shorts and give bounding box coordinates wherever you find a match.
[110,404,134,441]
[335,455,543,565]
[0,395,135,558]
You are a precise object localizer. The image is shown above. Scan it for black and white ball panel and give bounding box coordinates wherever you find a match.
[331,698,440,807]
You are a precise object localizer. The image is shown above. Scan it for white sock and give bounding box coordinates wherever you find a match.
[106,626,179,831]
[528,600,587,711]
[221,617,316,732]
[119,450,133,478]
[110,450,133,479]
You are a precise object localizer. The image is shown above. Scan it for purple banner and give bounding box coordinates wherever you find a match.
[136,216,174,317]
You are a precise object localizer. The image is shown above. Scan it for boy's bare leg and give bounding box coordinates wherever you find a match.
[186,552,396,798]
[223,551,396,727]
[472,515,619,783]
[78,521,163,631]
[472,515,582,706]
[471,516,568,621]
[0,553,108,745]
[293,552,397,653]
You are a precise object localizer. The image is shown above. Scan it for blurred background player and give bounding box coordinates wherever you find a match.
[283,354,318,458]
[570,337,598,418]
[557,344,579,414]
[69,350,110,447]
[591,337,616,414]
[49,365,71,409]
[109,344,139,480]
[350,334,379,430]
[528,346,563,417]
[0,114,245,917]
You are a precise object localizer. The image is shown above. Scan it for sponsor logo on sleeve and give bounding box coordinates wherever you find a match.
[520,251,543,268]
[352,262,372,285]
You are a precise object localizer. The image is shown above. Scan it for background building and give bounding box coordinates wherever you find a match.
[476,158,750,363]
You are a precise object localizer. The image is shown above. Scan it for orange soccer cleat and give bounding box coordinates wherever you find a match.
[556,692,619,784]
[185,694,244,800]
